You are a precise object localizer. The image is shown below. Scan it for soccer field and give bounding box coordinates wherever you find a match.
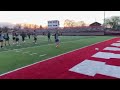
[0,35,116,75]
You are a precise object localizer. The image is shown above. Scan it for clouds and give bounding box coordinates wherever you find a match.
[0,11,119,27]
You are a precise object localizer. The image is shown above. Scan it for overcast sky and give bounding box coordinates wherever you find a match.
[0,11,120,27]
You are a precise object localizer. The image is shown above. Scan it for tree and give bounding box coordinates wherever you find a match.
[64,19,86,27]
[77,21,86,27]
[64,19,75,27]
[33,24,38,30]
[39,25,43,29]
[14,24,22,31]
[2,26,9,32]
[104,16,120,29]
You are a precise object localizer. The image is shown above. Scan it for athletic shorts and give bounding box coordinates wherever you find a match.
[16,38,19,41]
[0,40,3,42]
[13,37,15,40]
[34,37,37,41]
[5,38,9,41]
[55,39,59,42]
[22,37,25,41]
[48,36,50,38]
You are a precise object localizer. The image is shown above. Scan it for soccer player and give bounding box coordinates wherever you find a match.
[21,31,26,43]
[54,31,60,48]
[43,32,45,35]
[15,32,20,45]
[4,30,10,46]
[12,30,16,44]
[0,31,4,48]
[27,31,31,39]
[33,30,37,44]
[47,31,51,43]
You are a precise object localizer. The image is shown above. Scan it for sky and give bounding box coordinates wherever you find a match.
[0,11,120,27]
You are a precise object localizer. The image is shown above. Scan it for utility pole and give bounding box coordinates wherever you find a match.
[104,11,106,35]
[104,11,105,27]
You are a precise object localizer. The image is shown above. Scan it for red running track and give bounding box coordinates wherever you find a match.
[0,37,120,79]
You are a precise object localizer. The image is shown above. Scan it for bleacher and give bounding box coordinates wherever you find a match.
[35,26,105,36]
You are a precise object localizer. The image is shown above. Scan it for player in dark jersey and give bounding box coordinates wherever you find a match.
[15,32,20,45]
[33,30,37,44]
[0,31,4,48]
[54,31,60,48]
[43,32,45,35]
[47,31,51,43]
[21,31,26,43]
[4,30,10,46]
[27,31,31,39]
[12,30,16,44]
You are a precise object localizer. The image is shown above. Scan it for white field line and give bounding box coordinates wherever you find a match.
[0,37,117,76]
[22,51,30,54]
[30,53,38,55]
[15,50,23,52]
[39,54,47,57]
[15,51,22,52]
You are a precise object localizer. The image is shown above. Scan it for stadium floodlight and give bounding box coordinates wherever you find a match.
[104,11,105,27]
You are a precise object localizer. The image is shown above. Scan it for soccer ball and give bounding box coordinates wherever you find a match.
[95,48,99,50]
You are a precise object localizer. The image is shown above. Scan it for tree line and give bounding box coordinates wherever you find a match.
[1,16,120,32]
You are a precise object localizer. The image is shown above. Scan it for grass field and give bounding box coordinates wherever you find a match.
[0,35,116,75]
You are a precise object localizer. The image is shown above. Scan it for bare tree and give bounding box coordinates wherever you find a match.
[39,25,43,29]
[34,24,38,30]
[64,19,75,27]
[64,19,86,27]
[2,26,9,32]
[14,24,22,31]
[104,16,120,29]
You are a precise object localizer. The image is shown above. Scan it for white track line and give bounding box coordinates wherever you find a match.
[0,37,116,76]
[116,41,120,43]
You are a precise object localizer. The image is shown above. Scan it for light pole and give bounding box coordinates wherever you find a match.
[104,11,105,27]
[104,11,106,35]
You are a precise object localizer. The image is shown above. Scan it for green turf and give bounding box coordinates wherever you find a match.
[0,35,116,75]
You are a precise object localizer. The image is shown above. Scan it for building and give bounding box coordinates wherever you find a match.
[48,20,60,29]
[89,22,101,26]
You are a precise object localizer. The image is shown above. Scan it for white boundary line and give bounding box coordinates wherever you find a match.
[0,37,117,76]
